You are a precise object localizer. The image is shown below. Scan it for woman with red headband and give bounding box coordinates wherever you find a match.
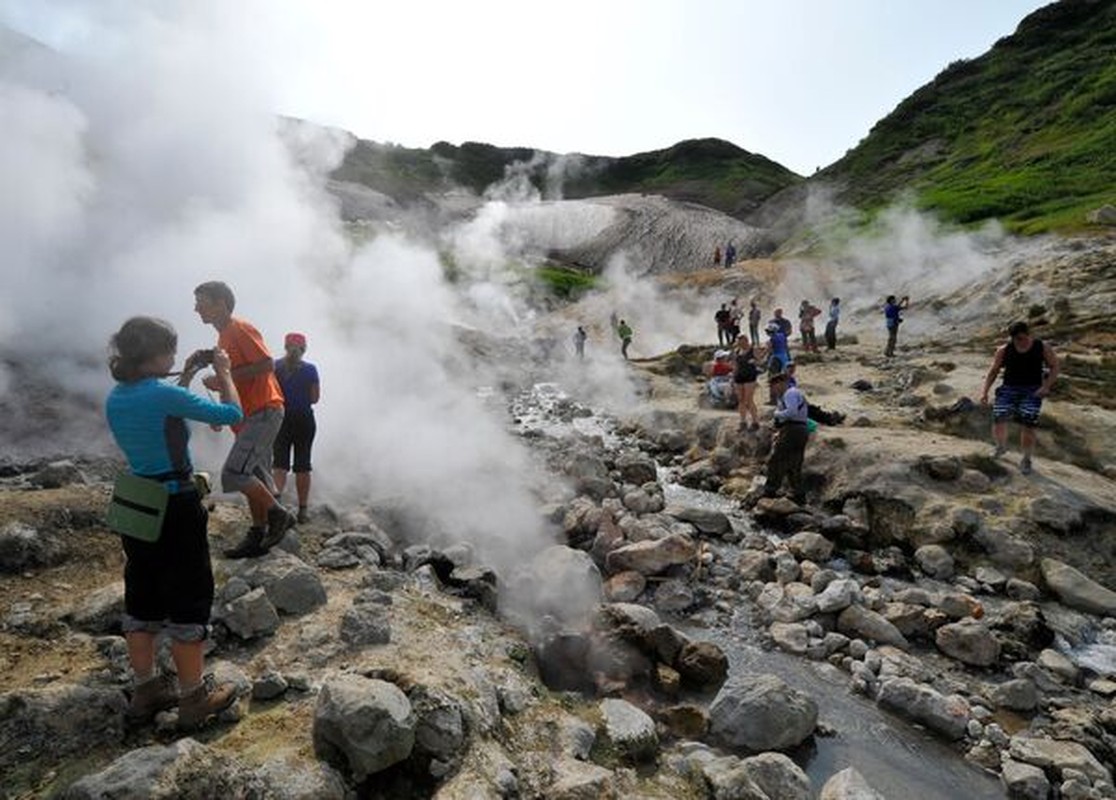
[272,332,320,523]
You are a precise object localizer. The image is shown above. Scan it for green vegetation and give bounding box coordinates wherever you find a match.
[332,137,802,221]
[532,265,598,299]
[821,1,1116,233]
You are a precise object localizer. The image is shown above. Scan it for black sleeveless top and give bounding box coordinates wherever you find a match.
[734,348,758,383]
[1003,338,1044,387]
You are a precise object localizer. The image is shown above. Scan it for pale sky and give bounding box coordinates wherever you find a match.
[3,0,1051,175]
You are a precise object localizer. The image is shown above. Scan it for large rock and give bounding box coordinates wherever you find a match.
[675,640,729,689]
[740,752,811,800]
[509,546,602,627]
[410,687,466,764]
[876,678,969,740]
[1041,558,1116,617]
[816,578,861,613]
[616,452,658,486]
[837,605,909,649]
[700,755,769,800]
[312,675,415,781]
[665,506,732,537]
[787,531,833,563]
[819,767,887,799]
[1008,735,1111,783]
[973,528,1034,569]
[604,533,696,576]
[59,738,275,800]
[339,604,391,646]
[236,553,327,615]
[603,571,646,602]
[709,674,818,751]
[549,757,616,800]
[935,620,1001,667]
[599,698,658,762]
[217,587,281,639]
[67,581,126,634]
[914,545,954,580]
[999,758,1050,800]
[0,685,127,773]
[0,521,66,573]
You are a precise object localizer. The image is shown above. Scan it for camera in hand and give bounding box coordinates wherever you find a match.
[186,348,216,370]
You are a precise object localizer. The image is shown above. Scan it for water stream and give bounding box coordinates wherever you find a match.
[512,383,1004,797]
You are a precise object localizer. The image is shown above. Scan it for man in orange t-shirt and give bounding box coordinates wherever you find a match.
[194,281,296,558]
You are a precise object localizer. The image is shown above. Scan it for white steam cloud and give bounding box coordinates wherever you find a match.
[0,3,551,570]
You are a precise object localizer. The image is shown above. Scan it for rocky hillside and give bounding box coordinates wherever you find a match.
[332,137,802,221]
[802,0,1116,234]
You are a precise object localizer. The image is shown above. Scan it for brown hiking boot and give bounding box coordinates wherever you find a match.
[223,527,266,559]
[260,504,297,550]
[125,673,179,724]
[177,674,239,730]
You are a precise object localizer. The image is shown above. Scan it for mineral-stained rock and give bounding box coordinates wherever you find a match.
[604,533,696,576]
[675,640,728,689]
[549,757,616,800]
[1009,735,1111,783]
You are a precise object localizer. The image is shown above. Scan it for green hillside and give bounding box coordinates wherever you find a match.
[331,137,802,219]
[819,0,1116,233]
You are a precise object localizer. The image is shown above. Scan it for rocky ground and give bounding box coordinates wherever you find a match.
[4,235,1116,799]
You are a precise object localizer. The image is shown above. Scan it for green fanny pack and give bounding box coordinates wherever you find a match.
[106,473,170,542]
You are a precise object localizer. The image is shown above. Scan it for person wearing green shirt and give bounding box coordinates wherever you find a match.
[617,319,633,360]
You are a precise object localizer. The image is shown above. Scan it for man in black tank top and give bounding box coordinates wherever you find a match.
[979,321,1060,474]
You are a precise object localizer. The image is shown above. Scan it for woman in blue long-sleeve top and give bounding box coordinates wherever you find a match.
[105,316,244,730]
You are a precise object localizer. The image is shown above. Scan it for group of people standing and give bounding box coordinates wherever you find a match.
[104,281,321,731]
[712,241,737,269]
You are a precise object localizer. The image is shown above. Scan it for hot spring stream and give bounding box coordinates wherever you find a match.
[509,382,1003,798]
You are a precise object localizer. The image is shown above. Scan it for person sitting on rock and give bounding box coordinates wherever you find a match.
[763,371,809,505]
[979,320,1060,475]
[705,349,736,407]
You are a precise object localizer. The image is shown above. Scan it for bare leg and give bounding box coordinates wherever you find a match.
[126,631,157,680]
[295,472,311,509]
[992,420,1009,452]
[272,469,288,496]
[1020,426,1036,457]
[242,478,278,527]
[170,639,205,689]
[737,384,748,423]
[743,382,759,426]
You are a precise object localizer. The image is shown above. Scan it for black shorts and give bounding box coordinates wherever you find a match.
[122,490,213,628]
[273,410,316,472]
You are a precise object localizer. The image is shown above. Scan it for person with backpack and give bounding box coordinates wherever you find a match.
[979,320,1060,475]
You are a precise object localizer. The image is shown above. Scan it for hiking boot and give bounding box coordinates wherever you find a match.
[297,506,309,524]
[1020,456,1033,475]
[993,443,1008,459]
[260,504,297,550]
[223,527,266,559]
[177,674,238,731]
[125,673,178,724]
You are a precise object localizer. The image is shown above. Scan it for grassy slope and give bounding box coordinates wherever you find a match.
[331,137,802,220]
[819,0,1116,233]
